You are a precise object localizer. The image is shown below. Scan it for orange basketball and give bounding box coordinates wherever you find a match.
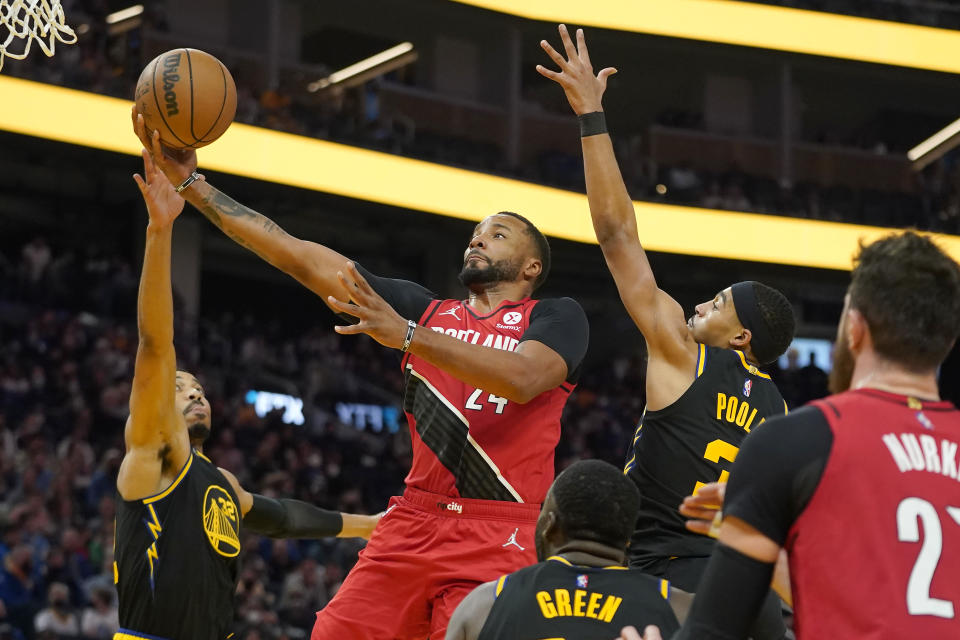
[135,48,237,149]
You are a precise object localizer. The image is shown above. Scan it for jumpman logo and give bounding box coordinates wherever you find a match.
[439,305,462,321]
[502,528,525,551]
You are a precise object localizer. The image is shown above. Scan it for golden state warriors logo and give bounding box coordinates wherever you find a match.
[202,485,241,557]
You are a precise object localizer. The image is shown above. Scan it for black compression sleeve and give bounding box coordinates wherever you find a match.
[355,264,436,321]
[243,494,343,539]
[674,544,775,640]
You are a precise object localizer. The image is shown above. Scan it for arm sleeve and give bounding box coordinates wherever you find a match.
[243,494,343,539]
[674,543,775,640]
[723,405,834,545]
[519,297,589,383]
[354,263,436,321]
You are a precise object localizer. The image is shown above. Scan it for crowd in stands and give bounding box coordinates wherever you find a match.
[7,1,960,235]
[744,0,960,29]
[0,232,830,639]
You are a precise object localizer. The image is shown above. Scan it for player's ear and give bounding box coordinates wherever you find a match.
[846,308,868,353]
[729,326,752,350]
[523,256,542,284]
[541,509,559,539]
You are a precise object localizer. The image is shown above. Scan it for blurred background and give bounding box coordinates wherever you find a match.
[1,1,959,638]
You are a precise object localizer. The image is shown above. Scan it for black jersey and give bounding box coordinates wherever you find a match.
[115,450,241,640]
[478,556,680,640]
[626,344,786,570]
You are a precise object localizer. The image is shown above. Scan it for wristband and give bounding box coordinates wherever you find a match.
[175,171,201,193]
[400,320,417,352]
[578,111,607,137]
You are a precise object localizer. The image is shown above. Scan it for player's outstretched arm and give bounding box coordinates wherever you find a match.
[329,262,577,403]
[537,26,691,363]
[131,108,352,303]
[445,581,497,640]
[117,150,191,501]
[680,481,793,605]
[219,467,381,540]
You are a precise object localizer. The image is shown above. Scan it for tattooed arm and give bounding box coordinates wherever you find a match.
[181,181,351,300]
[131,111,352,302]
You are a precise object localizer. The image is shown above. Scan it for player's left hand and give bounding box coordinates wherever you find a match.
[680,481,726,538]
[133,149,186,227]
[536,24,617,115]
[328,261,409,349]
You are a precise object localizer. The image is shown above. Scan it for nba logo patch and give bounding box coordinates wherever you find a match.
[576,574,589,589]
[742,379,752,398]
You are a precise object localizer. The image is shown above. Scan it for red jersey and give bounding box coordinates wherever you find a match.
[790,391,960,638]
[400,297,580,504]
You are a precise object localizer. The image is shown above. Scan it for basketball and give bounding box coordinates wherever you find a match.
[134,48,237,149]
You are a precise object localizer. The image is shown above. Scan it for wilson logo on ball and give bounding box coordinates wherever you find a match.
[162,53,181,116]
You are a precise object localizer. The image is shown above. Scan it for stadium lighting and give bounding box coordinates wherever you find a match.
[308,42,417,92]
[1,75,958,271]
[105,4,144,25]
[451,0,960,75]
[908,117,960,171]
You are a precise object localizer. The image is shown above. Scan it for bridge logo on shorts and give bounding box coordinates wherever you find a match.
[202,485,241,557]
[501,311,523,326]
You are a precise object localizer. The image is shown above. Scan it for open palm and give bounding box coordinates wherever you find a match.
[133,149,186,227]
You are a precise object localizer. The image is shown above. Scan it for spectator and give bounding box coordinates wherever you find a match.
[33,582,79,638]
[79,587,117,640]
[0,545,36,634]
[21,237,51,286]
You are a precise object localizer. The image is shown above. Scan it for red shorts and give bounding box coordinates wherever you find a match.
[311,487,540,640]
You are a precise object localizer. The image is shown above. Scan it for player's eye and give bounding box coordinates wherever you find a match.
[494,233,505,239]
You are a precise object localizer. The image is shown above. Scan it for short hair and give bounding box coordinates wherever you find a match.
[752,282,796,364]
[849,231,960,371]
[551,459,640,549]
[498,211,551,290]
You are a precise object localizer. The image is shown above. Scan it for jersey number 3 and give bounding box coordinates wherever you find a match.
[466,388,508,414]
[897,497,960,619]
[693,439,739,494]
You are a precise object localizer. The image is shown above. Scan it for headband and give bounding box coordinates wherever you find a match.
[730,281,775,364]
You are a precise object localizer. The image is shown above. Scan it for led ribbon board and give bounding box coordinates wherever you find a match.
[452,0,960,75]
[1,76,958,270]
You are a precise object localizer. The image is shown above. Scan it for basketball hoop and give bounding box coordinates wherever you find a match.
[0,0,77,72]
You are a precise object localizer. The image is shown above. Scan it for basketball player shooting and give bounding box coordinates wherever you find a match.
[115,151,380,640]
[130,109,590,639]
[538,25,794,638]
[657,232,960,640]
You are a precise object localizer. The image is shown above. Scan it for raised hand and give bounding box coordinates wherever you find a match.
[133,149,185,227]
[536,24,617,115]
[131,105,198,186]
[679,481,726,538]
[327,262,409,349]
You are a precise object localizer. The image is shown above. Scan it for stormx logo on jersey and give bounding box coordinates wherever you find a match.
[497,311,523,331]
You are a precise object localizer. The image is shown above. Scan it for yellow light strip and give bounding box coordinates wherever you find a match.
[452,0,960,75]
[1,76,958,270]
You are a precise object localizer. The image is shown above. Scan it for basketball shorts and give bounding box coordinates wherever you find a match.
[311,487,540,640]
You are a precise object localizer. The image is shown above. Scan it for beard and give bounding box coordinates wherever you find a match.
[188,422,211,444]
[828,330,855,394]
[458,255,524,288]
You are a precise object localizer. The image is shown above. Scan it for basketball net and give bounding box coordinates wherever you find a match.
[0,0,76,72]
